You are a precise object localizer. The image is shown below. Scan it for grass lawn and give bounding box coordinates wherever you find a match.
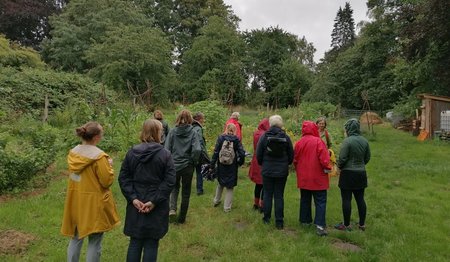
[0,122,449,261]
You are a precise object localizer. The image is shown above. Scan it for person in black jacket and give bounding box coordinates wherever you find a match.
[192,112,208,195]
[256,115,294,229]
[210,123,245,212]
[119,119,176,262]
[165,109,202,224]
[153,110,170,145]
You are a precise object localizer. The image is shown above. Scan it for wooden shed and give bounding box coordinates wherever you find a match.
[418,94,450,139]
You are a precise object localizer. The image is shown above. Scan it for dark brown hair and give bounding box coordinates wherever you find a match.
[153,110,163,120]
[193,112,204,121]
[140,119,162,143]
[175,109,193,126]
[75,121,103,141]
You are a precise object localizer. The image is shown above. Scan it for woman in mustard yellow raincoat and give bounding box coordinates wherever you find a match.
[61,121,120,262]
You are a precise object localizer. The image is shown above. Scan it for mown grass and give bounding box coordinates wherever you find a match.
[0,121,449,261]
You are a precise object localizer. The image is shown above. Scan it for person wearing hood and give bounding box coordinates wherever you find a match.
[256,115,294,230]
[61,121,120,262]
[248,118,270,211]
[335,118,371,232]
[119,119,176,261]
[165,109,202,224]
[293,121,332,236]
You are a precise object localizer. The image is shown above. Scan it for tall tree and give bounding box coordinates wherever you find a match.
[0,0,67,49]
[179,16,246,104]
[330,2,355,51]
[243,27,315,106]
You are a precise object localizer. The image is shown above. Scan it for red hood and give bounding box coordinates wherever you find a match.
[302,121,319,137]
[257,118,270,132]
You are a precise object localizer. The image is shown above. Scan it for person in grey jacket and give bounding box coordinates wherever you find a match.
[165,109,202,224]
[335,118,371,231]
[119,119,176,261]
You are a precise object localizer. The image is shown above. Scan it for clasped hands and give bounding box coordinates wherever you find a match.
[132,199,155,213]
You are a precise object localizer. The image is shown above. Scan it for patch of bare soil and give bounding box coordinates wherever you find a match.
[0,230,36,255]
[331,238,363,252]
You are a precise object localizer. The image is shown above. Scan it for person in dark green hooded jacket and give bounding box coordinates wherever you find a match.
[335,118,371,231]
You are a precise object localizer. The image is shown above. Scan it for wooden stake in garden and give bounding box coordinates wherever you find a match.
[361,90,374,136]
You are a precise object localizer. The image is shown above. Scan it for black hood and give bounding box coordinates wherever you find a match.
[131,142,164,163]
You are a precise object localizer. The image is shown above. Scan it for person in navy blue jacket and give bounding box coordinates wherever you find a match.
[119,119,176,262]
[210,123,245,212]
[256,115,294,229]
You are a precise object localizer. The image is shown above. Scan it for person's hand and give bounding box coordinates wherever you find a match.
[132,199,146,212]
[142,201,155,213]
[107,157,113,167]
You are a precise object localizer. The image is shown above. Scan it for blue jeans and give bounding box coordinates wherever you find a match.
[195,164,203,194]
[299,189,327,227]
[262,176,287,227]
[126,237,159,262]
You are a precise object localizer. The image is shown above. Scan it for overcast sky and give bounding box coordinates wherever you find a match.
[222,0,369,62]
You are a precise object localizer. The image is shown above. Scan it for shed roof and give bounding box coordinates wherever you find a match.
[417,93,450,102]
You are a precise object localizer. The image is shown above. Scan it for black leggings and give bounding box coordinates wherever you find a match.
[254,184,263,200]
[340,189,366,226]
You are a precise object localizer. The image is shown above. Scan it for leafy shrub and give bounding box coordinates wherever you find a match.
[0,118,58,193]
[0,67,114,119]
[187,100,228,143]
[278,102,337,135]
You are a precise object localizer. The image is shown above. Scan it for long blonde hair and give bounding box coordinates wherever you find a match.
[140,119,162,143]
[224,123,237,135]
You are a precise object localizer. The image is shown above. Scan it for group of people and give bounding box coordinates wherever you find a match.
[248,116,370,236]
[60,110,370,261]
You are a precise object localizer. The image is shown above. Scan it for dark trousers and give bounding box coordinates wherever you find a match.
[254,184,263,200]
[340,188,366,226]
[170,165,194,223]
[262,176,287,226]
[195,164,203,194]
[126,237,159,262]
[299,189,327,227]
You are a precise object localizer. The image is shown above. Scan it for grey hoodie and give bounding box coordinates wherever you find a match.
[164,124,201,171]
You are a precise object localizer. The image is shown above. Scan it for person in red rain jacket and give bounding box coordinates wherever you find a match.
[248,118,270,211]
[293,121,332,236]
[224,112,242,141]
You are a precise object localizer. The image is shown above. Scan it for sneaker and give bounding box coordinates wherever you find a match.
[262,218,270,225]
[334,223,352,231]
[224,208,231,213]
[316,225,328,236]
[358,224,366,231]
[213,201,221,207]
[300,222,312,228]
[169,210,176,216]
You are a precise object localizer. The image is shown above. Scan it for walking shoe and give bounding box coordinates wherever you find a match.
[300,222,312,228]
[213,201,221,207]
[169,210,176,216]
[334,223,352,231]
[262,218,270,225]
[316,225,328,236]
[224,208,231,213]
[358,224,366,231]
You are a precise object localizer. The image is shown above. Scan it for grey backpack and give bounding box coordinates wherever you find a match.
[219,140,235,165]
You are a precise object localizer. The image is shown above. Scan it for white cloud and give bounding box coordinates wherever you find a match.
[223,0,369,62]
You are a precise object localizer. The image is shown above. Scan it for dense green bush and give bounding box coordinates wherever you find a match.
[278,102,337,135]
[0,67,115,119]
[187,100,228,144]
[0,118,58,193]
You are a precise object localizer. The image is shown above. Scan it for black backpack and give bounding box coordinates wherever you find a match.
[266,136,287,157]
